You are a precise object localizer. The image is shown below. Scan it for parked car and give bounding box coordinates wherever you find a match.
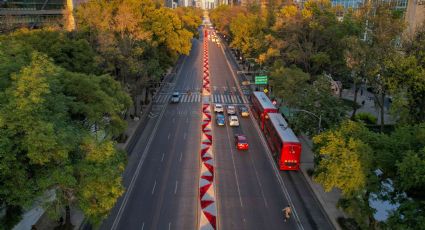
[227,105,236,115]
[216,113,225,126]
[239,106,249,117]
[214,104,224,113]
[235,134,249,150]
[170,92,180,103]
[229,115,239,127]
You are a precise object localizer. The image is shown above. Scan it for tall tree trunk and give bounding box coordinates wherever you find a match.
[380,92,385,132]
[351,82,360,119]
[64,205,73,229]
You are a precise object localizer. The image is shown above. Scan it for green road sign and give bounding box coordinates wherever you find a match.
[255,75,268,85]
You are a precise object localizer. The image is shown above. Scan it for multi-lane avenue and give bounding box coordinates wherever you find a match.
[100,25,334,230]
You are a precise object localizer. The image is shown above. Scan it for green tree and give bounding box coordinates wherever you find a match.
[313,120,374,196]
[269,62,310,106]
[357,3,405,131]
[0,52,130,226]
[229,12,267,58]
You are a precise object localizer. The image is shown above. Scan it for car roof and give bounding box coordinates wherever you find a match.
[228,105,235,108]
[216,104,223,106]
[172,92,179,95]
[237,135,247,140]
[230,115,238,119]
[217,113,225,118]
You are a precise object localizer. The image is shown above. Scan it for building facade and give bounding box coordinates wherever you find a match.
[405,0,425,37]
[0,0,67,30]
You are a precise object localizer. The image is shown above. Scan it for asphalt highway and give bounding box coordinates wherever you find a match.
[100,26,333,230]
[208,31,334,230]
[100,33,203,230]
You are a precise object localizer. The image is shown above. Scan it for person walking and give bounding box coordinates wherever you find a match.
[283,205,292,222]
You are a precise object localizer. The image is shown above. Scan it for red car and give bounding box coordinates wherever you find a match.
[235,134,249,150]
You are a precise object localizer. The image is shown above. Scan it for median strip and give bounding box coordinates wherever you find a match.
[199,28,217,230]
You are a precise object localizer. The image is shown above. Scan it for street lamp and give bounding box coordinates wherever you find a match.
[291,109,322,134]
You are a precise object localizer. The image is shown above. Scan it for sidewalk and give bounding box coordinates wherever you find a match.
[341,87,394,124]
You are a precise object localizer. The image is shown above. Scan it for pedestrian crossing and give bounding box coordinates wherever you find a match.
[211,94,243,104]
[154,93,244,104]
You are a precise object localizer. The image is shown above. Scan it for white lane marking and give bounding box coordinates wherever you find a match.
[168,133,171,140]
[179,152,183,162]
[111,81,171,230]
[161,153,165,162]
[184,132,187,140]
[168,222,171,230]
[221,94,225,103]
[172,118,175,123]
[141,222,145,230]
[174,181,178,194]
[249,154,268,208]
[186,117,189,123]
[181,95,187,102]
[220,44,303,229]
[151,180,157,194]
[225,124,243,207]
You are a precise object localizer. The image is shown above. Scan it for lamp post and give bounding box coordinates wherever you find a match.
[291,109,322,134]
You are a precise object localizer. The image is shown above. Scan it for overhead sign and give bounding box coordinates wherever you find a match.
[255,75,268,85]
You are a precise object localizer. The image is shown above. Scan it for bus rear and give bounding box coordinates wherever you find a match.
[279,142,301,171]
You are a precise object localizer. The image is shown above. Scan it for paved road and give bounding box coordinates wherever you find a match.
[100,34,203,230]
[208,32,334,230]
[99,26,332,230]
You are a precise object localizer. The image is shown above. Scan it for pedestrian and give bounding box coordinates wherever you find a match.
[282,205,292,222]
[362,100,365,106]
[360,88,363,96]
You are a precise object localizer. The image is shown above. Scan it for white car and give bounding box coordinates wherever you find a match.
[227,105,236,115]
[229,115,239,127]
[214,104,224,113]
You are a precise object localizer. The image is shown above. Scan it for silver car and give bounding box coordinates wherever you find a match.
[227,105,236,115]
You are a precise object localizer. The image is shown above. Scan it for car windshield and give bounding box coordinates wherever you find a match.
[172,93,179,97]
[241,107,247,111]
[217,114,224,119]
[216,105,222,108]
[238,136,247,143]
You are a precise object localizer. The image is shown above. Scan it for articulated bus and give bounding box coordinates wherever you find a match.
[251,91,301,170]
[263,113,301,170]
[251,91,278,130]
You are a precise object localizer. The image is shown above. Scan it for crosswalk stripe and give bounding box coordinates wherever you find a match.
[191,95,195,103]
[236,96,242,104]
[220,94,224,103]
[231,95,237,103]
[182,95,188,102]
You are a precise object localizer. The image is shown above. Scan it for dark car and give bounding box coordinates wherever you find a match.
[235,134,249,150]
[216,113,225,126]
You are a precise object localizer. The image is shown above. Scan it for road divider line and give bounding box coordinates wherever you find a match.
[175,181,178,194]
[151,180,157,194]
[249,155,268,208]
[161,153,165,162]
[141,222,144,230]
[225,124,243,208]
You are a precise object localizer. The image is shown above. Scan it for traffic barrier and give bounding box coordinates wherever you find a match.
[199,28,216,230]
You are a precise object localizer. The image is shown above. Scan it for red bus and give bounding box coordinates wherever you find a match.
[263,113,301,170]
[251,91,278,130]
